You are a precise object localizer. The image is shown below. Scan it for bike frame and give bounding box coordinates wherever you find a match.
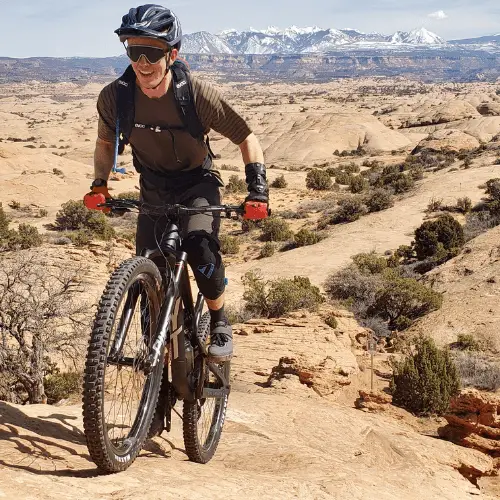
[107,204,234,406]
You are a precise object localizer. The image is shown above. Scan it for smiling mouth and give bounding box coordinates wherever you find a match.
[139,70,154,76]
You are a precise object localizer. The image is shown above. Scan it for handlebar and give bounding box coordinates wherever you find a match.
[84,194,268,220]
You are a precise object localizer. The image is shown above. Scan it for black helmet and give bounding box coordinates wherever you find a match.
[115,4,182,49]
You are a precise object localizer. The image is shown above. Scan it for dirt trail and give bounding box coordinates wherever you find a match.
[0,391,493,500]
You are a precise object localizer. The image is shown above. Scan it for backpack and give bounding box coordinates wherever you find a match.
[115,59,214,172]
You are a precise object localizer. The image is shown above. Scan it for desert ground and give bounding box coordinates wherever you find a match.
[0,75,499,499]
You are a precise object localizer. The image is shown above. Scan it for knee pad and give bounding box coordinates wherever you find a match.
[183,234,225,300]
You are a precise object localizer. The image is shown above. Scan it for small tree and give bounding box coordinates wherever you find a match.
[349,175,368,194]
[331,197,368,224]
[390,335,460,415]
[414,214,465,261]
[306,169,332,190]
[371,276,442,329]
[225,175,247,193]
[261,217,293,242]
[0,253,91,403]
[242,271,324,318]
[271,174,287,188]
[365,189,394,212]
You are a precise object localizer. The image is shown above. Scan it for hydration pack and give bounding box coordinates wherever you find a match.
[115,59,214,171]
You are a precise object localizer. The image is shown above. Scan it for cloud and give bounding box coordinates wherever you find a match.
[428,10,448,20]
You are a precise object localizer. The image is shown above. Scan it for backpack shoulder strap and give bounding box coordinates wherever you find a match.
[170,60,205,140]
[116,65,136,141]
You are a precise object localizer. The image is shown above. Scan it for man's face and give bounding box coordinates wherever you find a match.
[126,37,177,89]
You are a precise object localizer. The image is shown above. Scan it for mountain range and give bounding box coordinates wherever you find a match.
[182,26,499,54]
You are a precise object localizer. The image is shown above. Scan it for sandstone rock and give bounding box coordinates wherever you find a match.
[415,129,480,153]
[355,390,393,412]
[477,102,500,116]
[438,389,500,460]
[403,100,480,128]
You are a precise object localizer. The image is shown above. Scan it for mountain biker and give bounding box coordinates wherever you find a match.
[86,5,268,365]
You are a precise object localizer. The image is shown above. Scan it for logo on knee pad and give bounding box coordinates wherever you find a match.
[197,263,215,279]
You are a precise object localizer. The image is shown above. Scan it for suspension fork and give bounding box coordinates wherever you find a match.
[108,282,140,360]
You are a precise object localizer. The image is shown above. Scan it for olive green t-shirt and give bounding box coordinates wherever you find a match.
[97,73,252,172]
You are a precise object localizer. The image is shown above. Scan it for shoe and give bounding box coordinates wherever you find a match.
[208,320,233,362]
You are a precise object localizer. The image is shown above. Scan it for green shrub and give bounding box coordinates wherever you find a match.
[219,234,240,255]
[390,336,460,415]
[456,197,472,214]
[349,175,369,194]
[335,171,353,185]
[485,178,500,200]
[427,197,443,213]
[10,223,43,250]
[352,252,388,275]
[259,241,276,258]
[453,334,481,351]
[414,214,465,261]
[219,164,239,171]
[69,230,92,247]
[365,189,394,212]
[225,174,247,194]
[261,217,293,242]
[370,276,442,329]
[342,162,360,174]
[55,200,115,240]
[241,219,259,232]
[52,168,64,176]
[331,197,368,224]
[44,371,82,404]
[0,204,10,241]
[39,208,48,217]
[293,228,323,247]
[271,174,287,188]
[306,169,332,190]
[325,265,383,304]
[324,313,338,329]
[391,173,415,193]
[242,271,324,318]
[115,190,140,201]
[326,167,339,177]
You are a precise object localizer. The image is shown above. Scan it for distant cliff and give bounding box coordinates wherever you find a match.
[0,50,499,84]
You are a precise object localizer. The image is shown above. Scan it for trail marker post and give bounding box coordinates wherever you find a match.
[367,333,377,391]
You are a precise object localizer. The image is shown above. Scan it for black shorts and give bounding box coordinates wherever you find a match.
[135,165,227,300]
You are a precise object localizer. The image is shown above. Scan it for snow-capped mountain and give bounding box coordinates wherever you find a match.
[181,31,234,54]
[391,28,445,45]
[182,26,447,54]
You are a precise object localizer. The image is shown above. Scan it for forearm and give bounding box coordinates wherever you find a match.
[94,138,115,180]
[239,133,264,165]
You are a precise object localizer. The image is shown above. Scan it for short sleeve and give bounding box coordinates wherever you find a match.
[192,77,252,145]
[97,82,118,143]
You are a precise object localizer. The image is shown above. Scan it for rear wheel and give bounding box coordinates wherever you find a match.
[182,312,230,463]
[83,257,164,473]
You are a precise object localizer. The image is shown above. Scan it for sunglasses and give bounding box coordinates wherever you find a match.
[126,45,167,64]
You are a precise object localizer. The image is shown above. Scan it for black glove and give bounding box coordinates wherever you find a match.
[245,162,269,203]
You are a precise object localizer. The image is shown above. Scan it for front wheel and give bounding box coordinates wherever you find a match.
[182,312,230,463]
[83,256,164,473]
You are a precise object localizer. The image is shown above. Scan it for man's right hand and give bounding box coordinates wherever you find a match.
[84,179,111,213]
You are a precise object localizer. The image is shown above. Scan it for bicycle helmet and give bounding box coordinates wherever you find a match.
[115,4,182,49]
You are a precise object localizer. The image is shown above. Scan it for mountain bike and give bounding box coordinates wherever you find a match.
[82,197,264,473]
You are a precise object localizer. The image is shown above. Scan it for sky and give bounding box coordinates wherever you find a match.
[1,0,499,58]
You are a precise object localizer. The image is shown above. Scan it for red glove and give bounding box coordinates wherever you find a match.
[243,201,269,220]
[83,179,111,213]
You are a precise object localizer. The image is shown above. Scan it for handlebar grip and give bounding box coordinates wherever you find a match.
[84,193,106,210]
[243,201,269,220]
